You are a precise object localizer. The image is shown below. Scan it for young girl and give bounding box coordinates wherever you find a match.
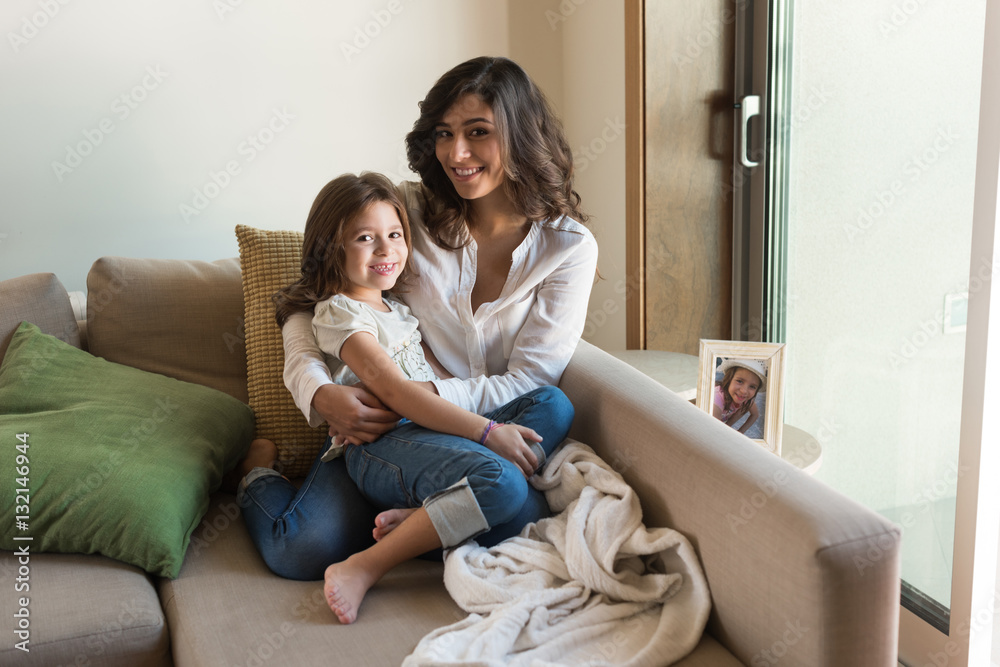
[713,358,766,434]
[271,171,571,624]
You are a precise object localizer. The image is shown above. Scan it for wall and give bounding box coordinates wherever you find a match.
[1,0,628,354]
[509,0,627,351]
[0,1,499,291]
[559,1,627,352]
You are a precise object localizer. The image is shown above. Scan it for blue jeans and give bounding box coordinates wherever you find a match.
[238,386,574,581]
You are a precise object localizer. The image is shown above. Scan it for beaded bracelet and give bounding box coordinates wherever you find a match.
[480,420,501,445]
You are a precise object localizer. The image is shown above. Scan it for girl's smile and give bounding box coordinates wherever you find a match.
[369,263,398,276]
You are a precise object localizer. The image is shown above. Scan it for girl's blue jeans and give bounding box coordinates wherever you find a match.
[237,386,574,581]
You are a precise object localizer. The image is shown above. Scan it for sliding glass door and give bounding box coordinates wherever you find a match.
[734,1,1000,662]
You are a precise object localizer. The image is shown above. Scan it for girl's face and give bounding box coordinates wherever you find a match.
[340,201,408,306]
[728,368,761,406]
[433,94,506,203]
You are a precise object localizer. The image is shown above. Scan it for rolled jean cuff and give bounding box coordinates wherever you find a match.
[237,466,283,504]
[423,477,490,549]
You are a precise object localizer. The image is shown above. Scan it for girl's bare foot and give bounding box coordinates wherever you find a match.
[373,508,418,541]
[325,508,442,624]
[324,557,376,624]
[222,439,281,493]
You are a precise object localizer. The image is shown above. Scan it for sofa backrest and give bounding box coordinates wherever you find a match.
[86,257,249,403]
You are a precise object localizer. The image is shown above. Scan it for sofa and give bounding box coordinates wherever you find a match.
[0,255,901,666]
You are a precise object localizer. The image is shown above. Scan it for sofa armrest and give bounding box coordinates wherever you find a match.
[558,341,900,667]
[0,272,81,363]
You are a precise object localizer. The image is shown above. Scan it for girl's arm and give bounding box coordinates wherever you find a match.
[340,331,541,476]
[738,401,760,434]
[712,385,726,421]
[282,311,400,441]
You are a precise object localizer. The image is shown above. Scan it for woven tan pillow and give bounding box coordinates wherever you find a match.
[236,224,326,477]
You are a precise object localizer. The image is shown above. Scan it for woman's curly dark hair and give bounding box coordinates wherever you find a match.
[405,56,587,248]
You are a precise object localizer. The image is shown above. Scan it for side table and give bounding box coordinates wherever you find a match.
[606,349,701,401]
[779,425,824,475]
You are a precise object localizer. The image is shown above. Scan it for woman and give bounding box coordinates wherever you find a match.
[236,56,599,590]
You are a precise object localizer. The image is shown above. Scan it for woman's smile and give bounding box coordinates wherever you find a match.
[452,166,485,180]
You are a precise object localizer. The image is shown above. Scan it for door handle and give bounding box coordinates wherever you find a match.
[738,95,760,168]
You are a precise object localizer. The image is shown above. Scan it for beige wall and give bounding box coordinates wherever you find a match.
[0,1,500,289]
[1,0,627,350]
[510,0,628,351]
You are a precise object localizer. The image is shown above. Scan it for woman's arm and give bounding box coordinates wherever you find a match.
[311,384,400,443]
[282,311,399,441]
[340,331,541,476]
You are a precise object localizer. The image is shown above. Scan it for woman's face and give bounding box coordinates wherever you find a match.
[433,94,505,202]
[728,368,761,406]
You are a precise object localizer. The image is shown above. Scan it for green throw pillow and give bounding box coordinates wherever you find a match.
[0,322,253,578]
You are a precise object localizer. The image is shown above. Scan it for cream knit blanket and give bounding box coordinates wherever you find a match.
[404,440,711,667]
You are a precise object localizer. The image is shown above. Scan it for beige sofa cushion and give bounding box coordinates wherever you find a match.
[0,552,170,667]
[235,225,326,478]
[86,257,248,403]
[0,272,80,365]
[163,494,743,665]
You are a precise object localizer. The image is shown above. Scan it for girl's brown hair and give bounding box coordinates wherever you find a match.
[405,56,586,248]
[273,172,411,327]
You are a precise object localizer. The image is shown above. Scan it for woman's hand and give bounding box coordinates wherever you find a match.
[484,424,542,478]
[312,383,400,445]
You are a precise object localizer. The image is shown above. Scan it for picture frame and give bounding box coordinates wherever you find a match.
[696,339,787,455]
